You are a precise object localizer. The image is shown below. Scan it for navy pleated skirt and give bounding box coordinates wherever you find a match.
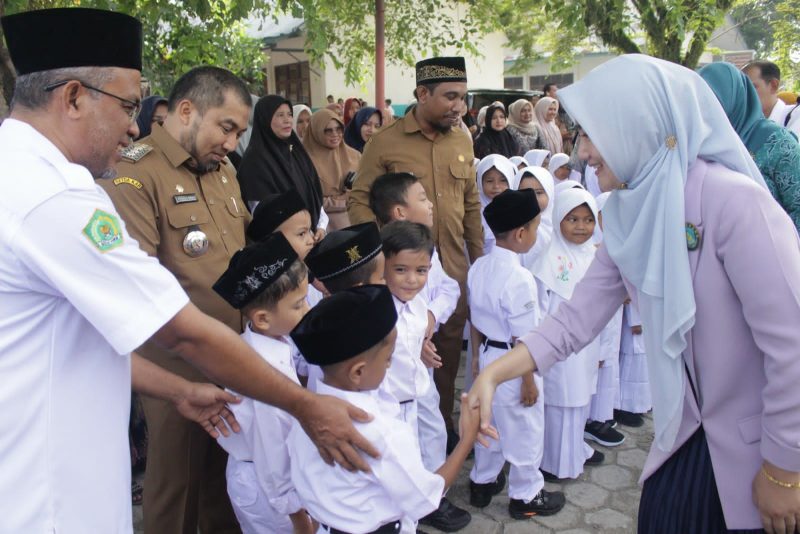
[638,427,764,534]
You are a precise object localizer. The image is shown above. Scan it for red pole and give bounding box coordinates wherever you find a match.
[375,0,385,109]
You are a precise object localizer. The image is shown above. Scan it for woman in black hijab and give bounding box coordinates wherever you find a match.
[473,104,521,159]
[238,95,325,236]
[134,95,167,140]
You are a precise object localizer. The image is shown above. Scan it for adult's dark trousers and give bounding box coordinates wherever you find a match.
[639,426,764,534]
[432,288,468,430]
[142,395,241,534]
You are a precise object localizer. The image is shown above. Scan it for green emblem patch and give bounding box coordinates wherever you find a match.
[83,209,124,252]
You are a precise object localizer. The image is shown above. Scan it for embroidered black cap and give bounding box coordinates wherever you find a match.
[246,189,309,242]
[290,285,397,366]
[304,222,382,282]
[1,8,143,75]
[484,188,541,234]
[415,57,467,86]
[213,232,298,309]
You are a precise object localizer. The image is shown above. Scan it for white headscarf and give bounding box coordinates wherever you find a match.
[476,106,488,131]
[509,155,526,169]
[533,188,598,300]
[534,96,563,153]
[516,166,556,268]
[593,191,612,243]
[559,54,765,451]
[476,154,516,209]
[524,149,550,167]
[292,104,312,138]
[554,179,585,195]
[548,152,570,176]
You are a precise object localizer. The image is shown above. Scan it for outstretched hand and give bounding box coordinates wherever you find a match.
[296,394,380,472]
[174,383,242,439]
[467,372,500,447]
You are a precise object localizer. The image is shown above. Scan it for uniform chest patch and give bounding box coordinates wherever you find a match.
[113,176,143,189]
[119,143,153,162]
[173,193,198,204]
[83,209,124,252]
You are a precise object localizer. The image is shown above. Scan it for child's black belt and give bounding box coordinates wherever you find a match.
[320,520,401,534]
[484,339,511,350]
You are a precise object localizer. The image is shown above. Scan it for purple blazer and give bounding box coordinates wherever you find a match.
[520,159,800,529]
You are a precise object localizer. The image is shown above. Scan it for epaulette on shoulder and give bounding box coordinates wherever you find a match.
[119,142,154,163]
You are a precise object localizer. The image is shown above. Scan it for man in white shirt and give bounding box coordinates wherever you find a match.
[0,8,378,533]
[744,60,800,137]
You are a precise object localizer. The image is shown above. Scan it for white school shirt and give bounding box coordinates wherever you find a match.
[622,302,647,354]
[381,294,432,403]
[217,328,303,516]
[468,246,539,343]
[288,382,443,533]
[0,119,189,533]
[768,99,800,137]
[420,248,460,330]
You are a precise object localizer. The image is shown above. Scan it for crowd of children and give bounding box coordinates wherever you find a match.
[206,151,651,533]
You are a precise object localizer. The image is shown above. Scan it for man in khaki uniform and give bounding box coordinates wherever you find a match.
[101,66,251,534]
[347,56,481,532]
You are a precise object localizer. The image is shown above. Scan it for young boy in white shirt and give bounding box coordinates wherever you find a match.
[212,233,313,533]
[468,189,565,519]
[288,285,480,534]
[370,175,469,531]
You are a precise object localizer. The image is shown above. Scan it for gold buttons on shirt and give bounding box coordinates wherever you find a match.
[190,215,197,222]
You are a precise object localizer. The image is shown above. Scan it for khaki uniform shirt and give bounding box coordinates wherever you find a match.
[347,111,482,284]
[100,124,250,380]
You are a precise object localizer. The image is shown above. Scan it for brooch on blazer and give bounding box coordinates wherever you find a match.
[685,222,701,251]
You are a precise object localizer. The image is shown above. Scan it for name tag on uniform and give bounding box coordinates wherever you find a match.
[173,193,198,205]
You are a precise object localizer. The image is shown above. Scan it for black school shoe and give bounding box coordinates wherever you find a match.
[614,409,645,427]
[540,469,564,483]
[584,448,605,465]
[468,470,507,508]
[508,489,566,519]
[584,420,626,447]
[419,497,471,532]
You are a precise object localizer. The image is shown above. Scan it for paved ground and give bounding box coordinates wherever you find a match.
[133,360,653,533]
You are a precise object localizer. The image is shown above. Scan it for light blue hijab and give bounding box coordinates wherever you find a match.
[559,54,764,451]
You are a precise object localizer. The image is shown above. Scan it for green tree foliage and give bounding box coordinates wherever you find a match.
[274,0,495,86]
[0,0,266,108]
[488,0,735,73]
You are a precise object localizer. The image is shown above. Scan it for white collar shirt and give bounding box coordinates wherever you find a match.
[217,327,302,515]
[0,119,188,533]
[288,381,443,533]
[380,294,431,403]
[420,248,460,329]
[468,245,539,341]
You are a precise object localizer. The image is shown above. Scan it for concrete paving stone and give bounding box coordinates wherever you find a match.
[559,529,594,534]
[584,507,634,530]
[531,502,582,530]
[564,481,611,509]
[590,465,635,490]
[504,520,553,533]
[609,487,642,517]
[616,448,648,470]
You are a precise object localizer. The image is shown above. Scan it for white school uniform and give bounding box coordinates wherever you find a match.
[217,328,303,533]
[417,248,459,471]
[588,306,624,422]
[0,119,190,533]
[532,188,601,479]
[295,283,326,389]
[468,245,544,501]
[476,155,517,255]
[616,302,652,413]
[380,293,431,435]
[289,382,443,533]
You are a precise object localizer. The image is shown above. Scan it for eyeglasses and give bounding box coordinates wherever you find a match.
[323,126,344,135]
[44,80,142,123]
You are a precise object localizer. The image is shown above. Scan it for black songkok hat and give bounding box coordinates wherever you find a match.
[305,222,382,281]
[415,57,467,86]
[291,285,397,366]
[2,8,143,75]
[484,189,541,235]
[213,233,298,309]
[246,189,308,242]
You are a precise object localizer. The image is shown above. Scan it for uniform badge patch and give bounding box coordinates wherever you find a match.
[83,209,124,252]
[113,176,143,189]
[346,245,361,264]
[119,143,153,162]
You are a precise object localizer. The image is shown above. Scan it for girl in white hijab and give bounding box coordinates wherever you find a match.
[524,148,550,167]
[533,97,563,154]
[548,153,571,183]
[509,155,526,170]
[534,188,603,480]
[476,154,516,254]
[292,104,312,141]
